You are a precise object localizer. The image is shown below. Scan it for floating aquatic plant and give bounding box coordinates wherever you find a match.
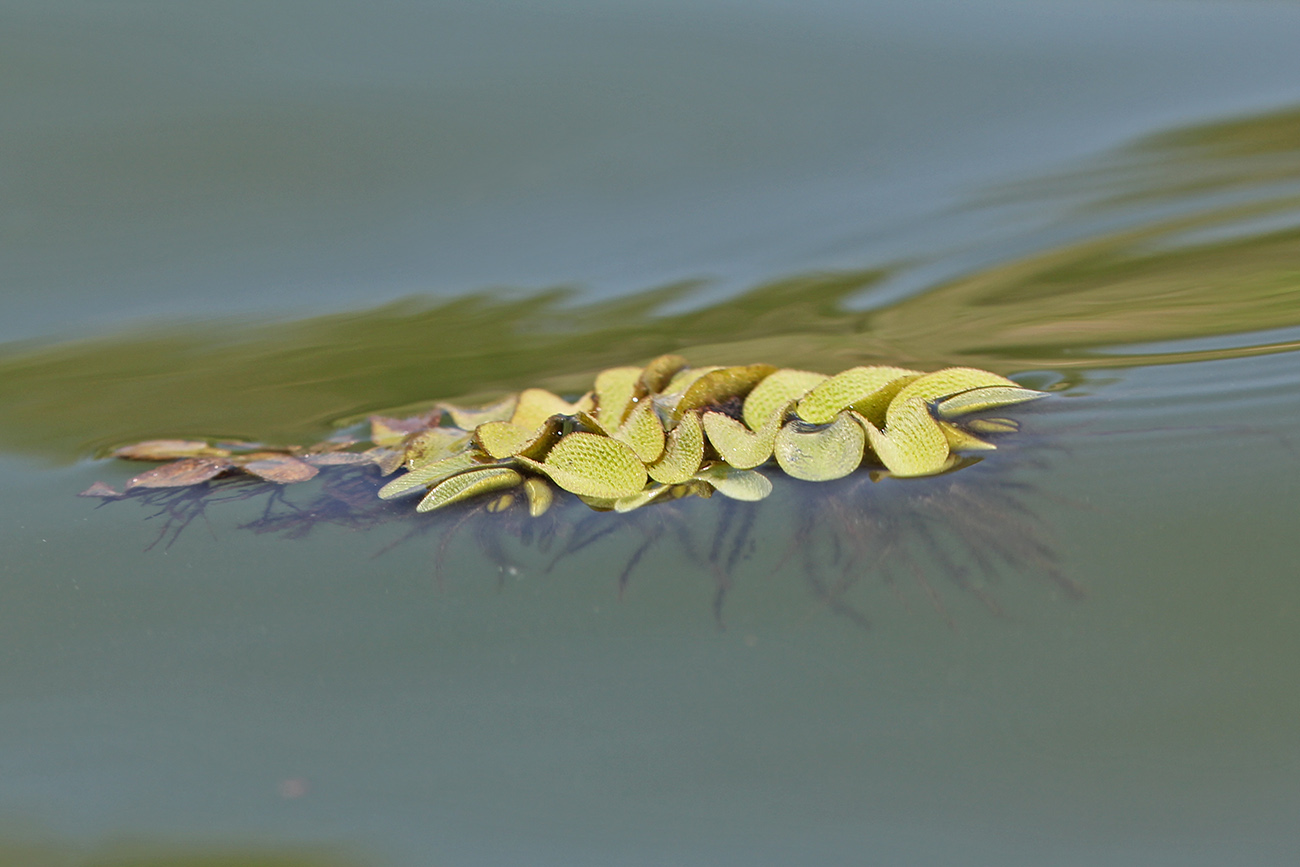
[84,357,1046,517]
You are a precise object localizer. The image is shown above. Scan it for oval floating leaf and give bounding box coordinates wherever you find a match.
[242,455,319,484]
[612,399,665,463]
[509,388,586,432]
[522,476,554,517]
[796,366,920,425]
[773,412,865,482]
[742,369,828,430]
[857,404,951,478]
[416,468,523,513]
[440,395,519,430]
[637,354,690,394]
[532,432,648,499]
[594,366,645,430]
[932,385,1047,419]
[673,364,777,420]
[647,411,705,484]
[694,464,773,501]
[403,427,473,468]
[378,452,487,499]
[702,401,790,469]
[127,457,232,489]
[112,440,233,461]
[300,451,377,466]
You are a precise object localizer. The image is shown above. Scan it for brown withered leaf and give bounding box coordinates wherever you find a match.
[112,440,232,461]
[78,481,123,498]
[241,455,319,484]
[369,414,436,448]
[299,451,376,466]
[127,457,232,489]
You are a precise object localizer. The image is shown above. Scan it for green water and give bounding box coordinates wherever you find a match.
[3,1,1300,864]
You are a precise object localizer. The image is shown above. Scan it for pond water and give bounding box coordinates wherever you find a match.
[3,1,1300,864]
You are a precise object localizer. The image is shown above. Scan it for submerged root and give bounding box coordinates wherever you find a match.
[90,438,1072,627]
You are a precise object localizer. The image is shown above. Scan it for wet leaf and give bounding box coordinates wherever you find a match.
[932,385,1047,419]
[509,388,587,432]
[612,399,665,463]
[378,452,488,499]
[594,366,644,430]
[636,354,689,394]
[300,451,376,466]
[647,411,705,484]
[613,484,674,513]
[694,464,773,501]
[701,400,790,469]
[967,417,1019,434]
[127,457,232,489]
[938,422,997,452]
[416,468,523,513]
[742,369,828,430]
[242,455,319,484]
[369,415,433,448]
[79,481,122,498]
[673,364,778,420]
[403,427,473,468]
[522,432,648,499]
[662,365,722,396]
[366,447,406,476]
[773,412,865,482]
[440,395,519,430]
[522,476,554,517]
[112,440,232,461]
[796,366,920,425]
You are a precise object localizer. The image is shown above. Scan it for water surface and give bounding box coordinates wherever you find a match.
[2,1,1300,865]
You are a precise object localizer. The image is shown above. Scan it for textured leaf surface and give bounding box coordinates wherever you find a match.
[647,411,705,484]
[636,354,689,394]
[742,369,827,430]
[536,432,647,498]
[378,452,486,499]
[796,366,919,424]
[509,388,585,432]
[773,412,865,481]
[403,427,472,468]
[933,385,1046,419]
[416,468,522,513]
[673,364,777,420]
[612,399,665,463]
[694,464,773,501]
[594,366,644,430]
[702,403,787,469]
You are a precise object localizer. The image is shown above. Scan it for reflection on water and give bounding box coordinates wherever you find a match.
[4,105,1300,462]
[85,435,1069,630]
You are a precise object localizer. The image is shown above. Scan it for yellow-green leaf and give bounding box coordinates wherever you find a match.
[702,402,789,469]
[526,432,648,499]
[773,412,865,481]
[509,388,585,432]
[440,395,519,430]
[636,354,689,394]
[522,476,554,517]
[938,421,997,452]
[403,427,472,469]
[857,404,951,478]
[796,366,920,425]
[416,468,523,513]
[378,452,487,499]
[673,364,778,420]
[694,464,773,501]
[612,399,665,463]
[647,411,705,484]
[594,366,644,430]
[742,369,828,430]
[966,417,1019,434]
[932,385,1046,419]
[474,421,535,459]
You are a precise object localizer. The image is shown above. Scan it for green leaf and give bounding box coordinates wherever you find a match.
[647,411,705,484]
[378,452,487,499]
[796,366,920,425]
[773,412,866,481]
[416,468,523,513]
[522,432,648,499]
[741,369,828,430]
[694,464,773,501]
